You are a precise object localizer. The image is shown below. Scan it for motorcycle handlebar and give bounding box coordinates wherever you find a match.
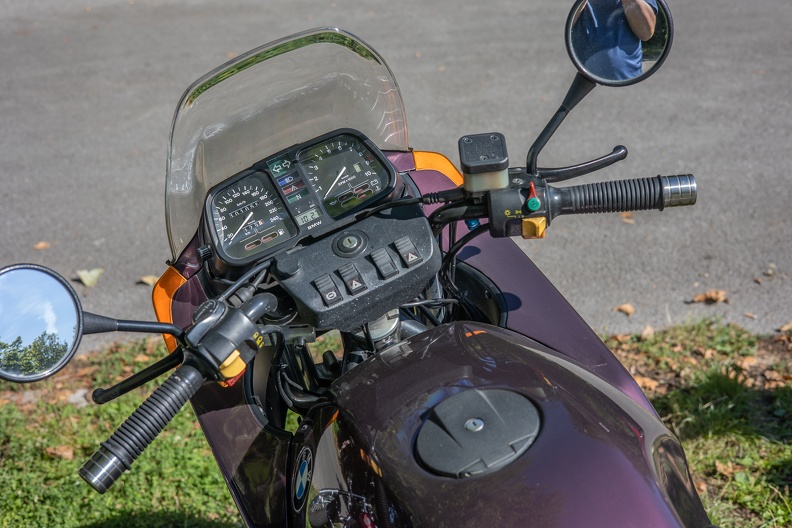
[548,174,696,218]
[79,363,205,493]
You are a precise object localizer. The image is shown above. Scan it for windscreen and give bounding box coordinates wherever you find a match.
[165,28,409,259]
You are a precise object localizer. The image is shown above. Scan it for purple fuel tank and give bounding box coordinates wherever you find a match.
[313,322,710,527]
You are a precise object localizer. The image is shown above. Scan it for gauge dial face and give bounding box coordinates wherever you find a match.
[298,134,390,218]
[211,173,297,261]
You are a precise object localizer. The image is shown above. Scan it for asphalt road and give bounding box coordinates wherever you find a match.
[2,0,791,352]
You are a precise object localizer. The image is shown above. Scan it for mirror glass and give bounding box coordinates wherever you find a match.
[567,0,673,86]
[0,265,82,382]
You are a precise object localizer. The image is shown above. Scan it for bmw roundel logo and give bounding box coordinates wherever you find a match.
[292,446,313,511]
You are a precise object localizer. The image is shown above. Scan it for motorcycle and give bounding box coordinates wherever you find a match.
[0,1,715,526]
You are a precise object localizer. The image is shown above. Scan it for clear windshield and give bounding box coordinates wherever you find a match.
[165,28,409,259]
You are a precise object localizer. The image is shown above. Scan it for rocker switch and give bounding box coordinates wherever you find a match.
[337,263,367,295]
[394,236,423,268]
[371,248,399,279]
[314,274,342,307]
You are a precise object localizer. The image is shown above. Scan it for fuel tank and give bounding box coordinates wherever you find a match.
[306,322,711,527]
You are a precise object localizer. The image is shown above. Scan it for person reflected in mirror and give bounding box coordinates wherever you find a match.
[572,0,658,81]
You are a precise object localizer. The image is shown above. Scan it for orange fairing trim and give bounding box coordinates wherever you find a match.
[412,151,464,187]
[152,266,187,353]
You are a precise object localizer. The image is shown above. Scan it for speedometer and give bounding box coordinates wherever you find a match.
[209,172,297,262]
[297,134,392,218]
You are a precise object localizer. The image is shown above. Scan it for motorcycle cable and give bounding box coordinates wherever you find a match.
[439,223,492,323]
[217,259,273,302]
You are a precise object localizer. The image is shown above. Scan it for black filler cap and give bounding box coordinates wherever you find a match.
[415,388,540,478]
[459,132,509,174]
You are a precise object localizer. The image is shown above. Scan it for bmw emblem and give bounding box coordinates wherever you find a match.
[292,446,313,511]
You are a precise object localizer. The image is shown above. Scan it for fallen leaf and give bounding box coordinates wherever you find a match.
[715,460,734,478]
[138,275,159,286]
[692,290,728,304]
[226,51,238,59]
[640,325,655,341]
[619,212,635,225]
[33,241,51,250]
[754,277,763,285]
[45,445,74,460]
[695,480,708,494]
[634,375,659,391]
[779,322,792,333]
[76,268,104,288]
[133,354,150,364]
[764,370,783,382]
[614,303,636,317]
[738,356,757,369]
[744,313,757,320]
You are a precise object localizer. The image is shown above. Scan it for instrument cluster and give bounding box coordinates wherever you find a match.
[204,129,397,267]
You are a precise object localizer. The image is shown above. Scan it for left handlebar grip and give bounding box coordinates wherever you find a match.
[79,364,204,493]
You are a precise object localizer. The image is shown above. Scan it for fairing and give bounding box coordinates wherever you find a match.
[165,28,408,259]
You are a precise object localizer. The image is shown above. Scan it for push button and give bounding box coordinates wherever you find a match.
[337,263,367,295]
[394,236,423,268]
[314,274,342,306]
[371,248,399,279]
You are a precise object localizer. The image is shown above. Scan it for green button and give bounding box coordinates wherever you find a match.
[527,197,541,212]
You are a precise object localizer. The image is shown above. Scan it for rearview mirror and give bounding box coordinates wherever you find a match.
[566,0,673,86]
[0,264,83,383]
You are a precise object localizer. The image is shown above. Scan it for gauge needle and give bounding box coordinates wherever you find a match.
[229,212,254,241]
[325,167,347,199]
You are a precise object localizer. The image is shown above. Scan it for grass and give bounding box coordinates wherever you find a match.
[606,320,792,527]
[1,321,790,527]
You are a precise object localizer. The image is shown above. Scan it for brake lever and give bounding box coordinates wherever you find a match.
[537,145,628,183]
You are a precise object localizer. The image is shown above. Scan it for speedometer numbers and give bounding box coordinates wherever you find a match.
[210,173,296,262]
[207,130,395,266]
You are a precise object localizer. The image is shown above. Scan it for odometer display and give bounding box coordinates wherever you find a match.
[210,172,297,261]
[297,134,391,218]
[294,207,323,226]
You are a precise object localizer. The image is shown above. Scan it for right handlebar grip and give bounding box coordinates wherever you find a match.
[549,174,696,217]
[79,363,204,493]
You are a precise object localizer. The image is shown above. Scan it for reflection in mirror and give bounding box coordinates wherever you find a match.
[0,265,82,382]
[568,0,672,86]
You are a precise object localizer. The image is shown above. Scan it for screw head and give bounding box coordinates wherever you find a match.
[465,418,485,432]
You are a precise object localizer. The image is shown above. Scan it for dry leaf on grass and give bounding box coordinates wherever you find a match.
[640,325,655,341]
[134,354,151,363]
[779,322,792,333]
[614,303,636,317]
[715,460,734,478]
[691,289,728,304]
[33,241,51,250]
[738,356,758,369]
[634,375,659,391]
[45,445,74,460]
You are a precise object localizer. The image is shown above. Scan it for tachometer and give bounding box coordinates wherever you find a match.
[298,134,392,218]
[209,172,297,262]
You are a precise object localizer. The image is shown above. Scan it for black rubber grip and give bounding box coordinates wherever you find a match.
[79,364,204,493]
[549,174,696,217]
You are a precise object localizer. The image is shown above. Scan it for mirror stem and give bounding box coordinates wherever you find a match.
[83,311,183,338]
[526,73,595,174]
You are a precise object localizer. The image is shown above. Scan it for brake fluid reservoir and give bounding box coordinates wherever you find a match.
[459,132,509,192]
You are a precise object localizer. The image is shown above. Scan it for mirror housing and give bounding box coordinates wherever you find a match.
[0,264,83,383]
[566,0,674,87]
